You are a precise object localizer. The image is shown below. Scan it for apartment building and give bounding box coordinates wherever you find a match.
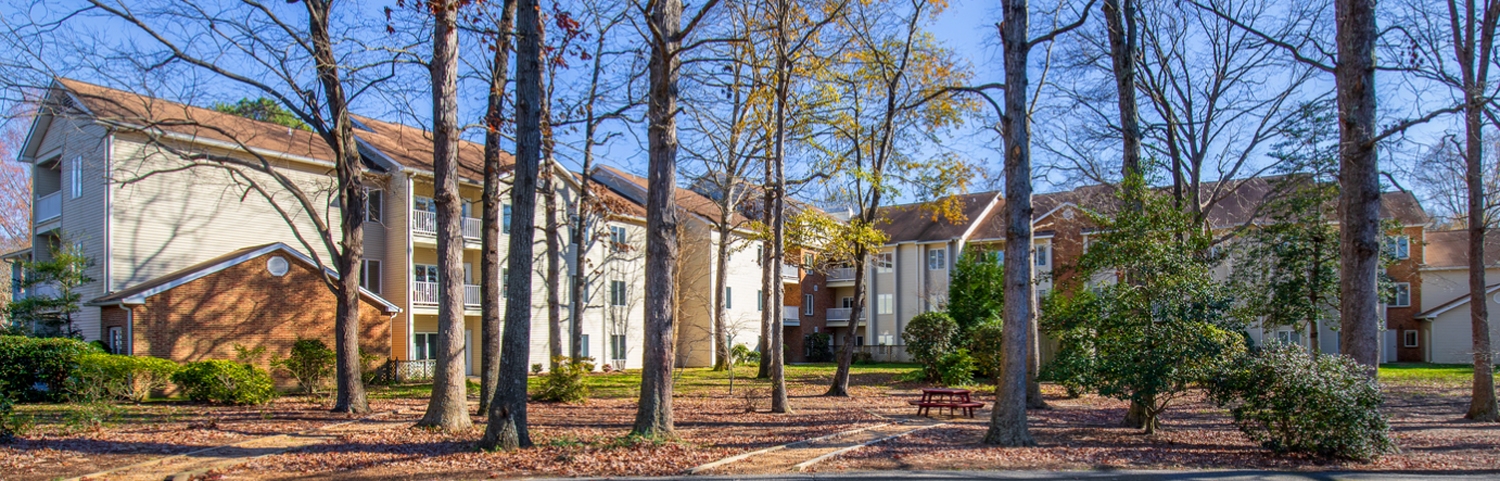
[11,78,660,373]
[801,177,1434,364]
[1416,229,1500,364]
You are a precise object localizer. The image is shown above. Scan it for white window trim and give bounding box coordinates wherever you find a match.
[927,248,946,270]
[876,253,894,273]
[365,189,384,223]
[803,294,814,315]
[1390,282,1411,307]
[70,156,83,199]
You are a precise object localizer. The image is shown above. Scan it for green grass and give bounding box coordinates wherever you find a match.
[1379,363,1478,385]
[366,362,923,401]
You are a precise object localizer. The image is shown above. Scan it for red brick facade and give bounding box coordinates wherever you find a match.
[1384,225,1425,362]
[99,251,392,381]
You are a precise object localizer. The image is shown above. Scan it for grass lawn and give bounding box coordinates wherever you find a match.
[1379,363,1479,385]
[367,362,924,400]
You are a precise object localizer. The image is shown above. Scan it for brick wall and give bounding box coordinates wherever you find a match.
[107,252,391,383]
[1385,225,1425,362]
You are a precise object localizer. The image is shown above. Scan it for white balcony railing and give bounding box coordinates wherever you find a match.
[783,305,801,326]
[35,192,60,223]
[781,262,798,280]
[412,211,436,236]
[827,307,865,320]
[412,210,482,240]
[826,267,856,282]
[412,281,481,307]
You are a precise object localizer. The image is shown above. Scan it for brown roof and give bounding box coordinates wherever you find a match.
[56,78,505,183]
[875,191,999,243]
[1422,229,1500,268]
[594,165,746,224]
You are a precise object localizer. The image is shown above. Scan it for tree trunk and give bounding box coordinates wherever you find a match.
[545,167,564,365]
[984,0,1035,447]
[758,186,773,380]
[1334,0,1382,376]
[305,0,368,415]
[826,252,868,397]
[1103,0,1141,181]
[632,0,684,439]
[1459,0,1500,420]
[1123,399,1149,429]
[768,2,792,414]
[479,0,516,414]
[418,0,473,432]
[481,0,543,450]
[1026,309,1046,409]
[713,226,731,371]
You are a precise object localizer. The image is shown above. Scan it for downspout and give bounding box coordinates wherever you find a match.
[102,130,114,294]
[124,306,133,355]
[406,172,417,360]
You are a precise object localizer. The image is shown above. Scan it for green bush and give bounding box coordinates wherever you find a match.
[1210,345,1396,461]
[360,348,385,386]
[852,351,874,365]
[804,333,833,362]
[0,383,28,443]
[731,343,760,366]
[533,357,591,403]
[70,353,179,403]
[172,360,277,405]
[0,336,101,401]
[968,319,1004,379]
[272,338,336,394]
[936,348,976,387]
[902,312,958,380]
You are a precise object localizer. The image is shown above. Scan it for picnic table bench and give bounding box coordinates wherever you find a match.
[908,388,983,418]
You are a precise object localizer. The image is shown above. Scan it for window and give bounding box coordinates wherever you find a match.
[757,289,763,311]
[413,264,438,283]
[1389,282,1411,307]
[877,294,893,314]
[502,267,509,292]
[610,334,627,361]
[855,336,865,347]
[610,225,628,252]
[1037,288,1049,301]
[1035,244,1049,266]
[1403,330,1418,348]
[414,196,436,213]
[365,189,383,223]
[725,287,733,310]
[927,248,946,270]
[360,259,381,294]
[756,246,764,266]
[502,204,513,234]
[610,280,627,306]
[579,334,590,358]
[1275,330,1301,345]
[1385,235,1411,260]
[107,327,124,354]
[413,333,438,360]
[804,294,814,315]
[803,252,815,266]
[876,253,894,273]
[841,297,853,308]
[70,156,83,199]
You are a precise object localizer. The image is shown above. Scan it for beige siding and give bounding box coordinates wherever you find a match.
[1424,268,1500,364]
[109,134,343,291]
[31,116,111,339]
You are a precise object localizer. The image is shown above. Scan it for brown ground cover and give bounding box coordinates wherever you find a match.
[3,363,1496,480]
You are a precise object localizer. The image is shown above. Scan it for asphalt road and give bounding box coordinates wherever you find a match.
[522,470,1500,481]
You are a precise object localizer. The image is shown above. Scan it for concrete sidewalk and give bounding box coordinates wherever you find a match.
[525,469,1500,481]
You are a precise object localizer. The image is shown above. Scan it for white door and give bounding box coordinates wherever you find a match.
[465,329,474,376]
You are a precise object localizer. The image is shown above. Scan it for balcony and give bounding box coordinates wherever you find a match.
[783,306,800,327]
[781,262,798,282]
[412,210,482,241]
[826,267,856,284]
[412,281,482,308]
[825,307,866,327]
[35,192,60,224]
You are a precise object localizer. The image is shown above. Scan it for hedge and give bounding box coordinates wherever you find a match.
[0,336,101,401]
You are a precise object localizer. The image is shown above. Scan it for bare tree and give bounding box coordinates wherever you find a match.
[417,0,473,432]
[481,0,544,450]
[984,0,1092,448]
[60,0,413,413]
[477,0,517,415]
[632,0,723,439]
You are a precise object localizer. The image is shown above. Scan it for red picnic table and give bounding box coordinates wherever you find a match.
[908,387,984,417]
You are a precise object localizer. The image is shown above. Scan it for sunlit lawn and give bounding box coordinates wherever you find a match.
[1379,363,1478,386]
[368,362,923,400]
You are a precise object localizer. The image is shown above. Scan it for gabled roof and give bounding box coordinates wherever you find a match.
[593,165,747,225]
[46,78,506,183]
[89,243,399,313]
[874,191,1000,244]
[1417,282,1500,320]
[1423,229,1500,268]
